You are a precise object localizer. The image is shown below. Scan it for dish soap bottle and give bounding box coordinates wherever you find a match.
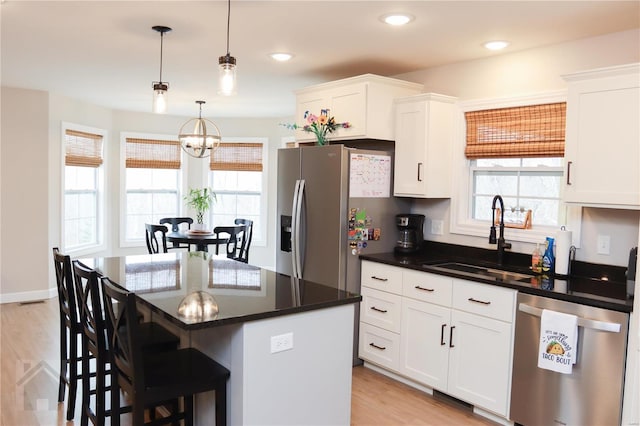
[531,243,542,273]
[542,237,555,274]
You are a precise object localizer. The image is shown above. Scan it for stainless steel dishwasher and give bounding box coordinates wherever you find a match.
[510,293,629,426]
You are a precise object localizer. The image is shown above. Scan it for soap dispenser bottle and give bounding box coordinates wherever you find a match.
[542,237,555,274]
[531,243,542,273]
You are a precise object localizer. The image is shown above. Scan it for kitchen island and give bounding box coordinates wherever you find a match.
[82,252,361,425]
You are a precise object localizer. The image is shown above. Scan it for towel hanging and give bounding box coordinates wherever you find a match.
[537,309,578,374]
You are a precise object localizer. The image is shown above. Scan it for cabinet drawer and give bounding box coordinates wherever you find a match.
[452,280,516,322]
[359,322,400,372]
[361,261,403,295]
[403,269,453,306]
[361,287,402,333]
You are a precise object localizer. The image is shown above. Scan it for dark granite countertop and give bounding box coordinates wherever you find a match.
[81,252,362,330]
[360,241,633,313]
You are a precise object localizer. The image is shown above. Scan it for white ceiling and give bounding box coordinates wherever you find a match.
[2,1,639,118]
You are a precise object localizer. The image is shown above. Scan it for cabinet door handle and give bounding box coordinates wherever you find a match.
[417,162,423,182]
[449,325,455,348]
[440,324,447,346]
[566,161,573,185]
[415,285,434,292]
[468,297,491,305]
[371,276,388,282]
[369,342,386,351]
[370,306,388,313]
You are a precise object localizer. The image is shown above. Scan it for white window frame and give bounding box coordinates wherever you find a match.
[205,137,268,247]
[119,132,187,248]
[450,91,582,247]
[61,122,106,256]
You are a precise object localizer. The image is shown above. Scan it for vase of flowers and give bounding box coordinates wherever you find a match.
[282,109,351,146]
[184,187,216,231]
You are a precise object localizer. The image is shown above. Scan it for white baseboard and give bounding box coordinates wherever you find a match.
[0,287,57,304]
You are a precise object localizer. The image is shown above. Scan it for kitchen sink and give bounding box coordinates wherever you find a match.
[426,262,535,283]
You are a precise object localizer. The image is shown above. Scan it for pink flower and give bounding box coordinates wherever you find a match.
[306,114,318,124]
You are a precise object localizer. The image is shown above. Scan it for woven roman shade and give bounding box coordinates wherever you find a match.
[125,137,181,169]
[210,143,263,171]
[65,129,104,167]
[465,102,566,159]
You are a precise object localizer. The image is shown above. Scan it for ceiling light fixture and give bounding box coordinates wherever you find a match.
[484,40,510,51]
[380,13,414,26]
[270,52,293,62]
[218,0,237,96]
[151,25,172,114]
[178,101,221,159]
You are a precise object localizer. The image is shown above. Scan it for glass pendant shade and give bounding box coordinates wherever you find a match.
[178,101,221,159]
[152,82,168,114]
[218,54,237,96]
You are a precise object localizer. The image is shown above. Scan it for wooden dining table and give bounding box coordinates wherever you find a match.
[166,230,228,252]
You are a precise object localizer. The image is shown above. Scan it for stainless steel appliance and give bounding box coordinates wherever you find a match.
[511,293,629,426]
[394,213,425,254]
[276,145,409,363]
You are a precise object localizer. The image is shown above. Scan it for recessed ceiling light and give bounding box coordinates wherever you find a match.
[270,52,293,62]
[380,13,414,26]
[484,40,510,51]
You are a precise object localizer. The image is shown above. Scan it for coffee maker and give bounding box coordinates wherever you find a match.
[394,214,425,254]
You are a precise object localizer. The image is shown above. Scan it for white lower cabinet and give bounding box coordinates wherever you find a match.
[360,261,516,419]
[446,309,513,416]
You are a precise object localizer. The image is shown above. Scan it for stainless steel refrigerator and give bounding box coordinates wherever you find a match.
[276,144,410,364]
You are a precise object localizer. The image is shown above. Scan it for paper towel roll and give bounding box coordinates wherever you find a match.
[555,227,572,276]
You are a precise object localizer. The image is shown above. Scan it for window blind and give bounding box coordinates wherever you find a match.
[465,102,566,159]
[65,129,104,167]
[125,137,181,169]
[210,142,263,171]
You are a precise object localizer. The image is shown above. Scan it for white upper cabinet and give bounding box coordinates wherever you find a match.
[294,74,423,142]
[562,63,640,208]
[393,93,457,198]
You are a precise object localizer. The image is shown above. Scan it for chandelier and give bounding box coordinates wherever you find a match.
[178,101,221,159]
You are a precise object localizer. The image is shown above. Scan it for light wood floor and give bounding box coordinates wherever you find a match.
[1,298,497,425]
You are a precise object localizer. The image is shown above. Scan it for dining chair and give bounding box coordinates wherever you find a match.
[233,218,253,263]
[159,217,193,251]
[213,225,245,261]
[101,277,230,426]
[73,261,181,425]
[145,223,168,254]
[52,247,83,421]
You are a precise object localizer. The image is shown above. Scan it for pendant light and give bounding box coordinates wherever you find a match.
[218,0,237,96]
[152,25,172,113]
[178,101,221,159]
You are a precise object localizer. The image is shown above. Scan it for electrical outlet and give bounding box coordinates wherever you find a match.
[431,220,444,235]
[270,332,294,353]
[597,235,611,255]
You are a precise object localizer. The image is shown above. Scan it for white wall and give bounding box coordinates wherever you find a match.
[1,87,52,301]
[395,28,640,266]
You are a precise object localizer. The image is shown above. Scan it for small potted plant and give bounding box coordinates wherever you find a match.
[184,187,216,231]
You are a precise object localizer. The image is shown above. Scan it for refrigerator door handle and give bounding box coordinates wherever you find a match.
[291,179,305,279]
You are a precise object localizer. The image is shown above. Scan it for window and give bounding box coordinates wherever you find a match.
[208,139,266,246]
[122,134,183,243]
[451,93,580,244]
[471,157,563,226]
[63,125,105,252]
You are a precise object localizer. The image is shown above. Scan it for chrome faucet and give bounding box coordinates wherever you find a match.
[489,195,512,265]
